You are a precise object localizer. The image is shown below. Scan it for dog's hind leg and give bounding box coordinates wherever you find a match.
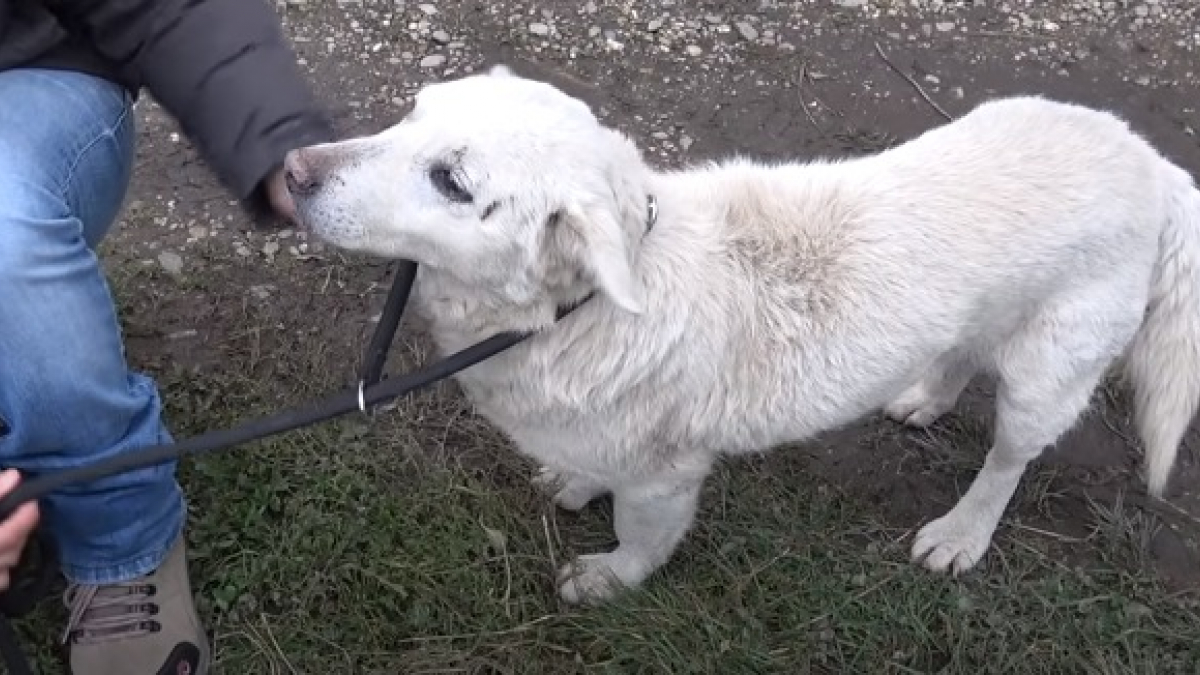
[556,466,708,605]
[911,291,1139,575]
[532,466,609,511]
[885,350,977,428]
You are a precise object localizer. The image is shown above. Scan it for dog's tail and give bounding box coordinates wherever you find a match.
[1125,166,1200,498]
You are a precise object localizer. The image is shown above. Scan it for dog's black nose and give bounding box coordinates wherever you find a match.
[284,149,322,197]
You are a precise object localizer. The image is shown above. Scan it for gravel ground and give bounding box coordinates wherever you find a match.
[124,0,1200,276]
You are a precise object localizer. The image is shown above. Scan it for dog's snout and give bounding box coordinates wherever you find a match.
[284,148,324,197]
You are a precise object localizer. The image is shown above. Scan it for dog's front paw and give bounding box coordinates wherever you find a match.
[556,554,630,605]
[532,467,607,512]
[911,513,993,575]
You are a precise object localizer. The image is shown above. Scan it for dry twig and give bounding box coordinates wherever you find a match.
[873,41,953,121]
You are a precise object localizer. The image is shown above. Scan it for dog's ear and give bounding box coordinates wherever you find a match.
[563,203,645,315]
[489,64,517,78]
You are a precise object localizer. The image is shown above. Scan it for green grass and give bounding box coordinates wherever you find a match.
[6,244,1200,674]
[14,380,1200,674]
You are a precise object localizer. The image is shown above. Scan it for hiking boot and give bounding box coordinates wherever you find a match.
[62,536,210,675]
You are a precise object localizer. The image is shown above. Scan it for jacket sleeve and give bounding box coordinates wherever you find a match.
[52,0,335,218]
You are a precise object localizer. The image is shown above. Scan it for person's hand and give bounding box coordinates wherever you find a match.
[265,166,297,225]
[0,470,39,592]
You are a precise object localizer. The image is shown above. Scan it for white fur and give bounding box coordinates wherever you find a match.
[287,66,1200,604]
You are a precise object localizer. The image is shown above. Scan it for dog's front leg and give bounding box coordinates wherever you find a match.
[556,470,706,605]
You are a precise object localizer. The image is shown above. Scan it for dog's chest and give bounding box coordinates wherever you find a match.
[450,349,670,475]
[464,378,634,471]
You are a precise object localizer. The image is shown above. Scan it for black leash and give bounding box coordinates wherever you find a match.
[0,258,588,674]
[359,259,419,389]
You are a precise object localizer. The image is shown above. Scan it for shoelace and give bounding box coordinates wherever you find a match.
[61,582,161,646]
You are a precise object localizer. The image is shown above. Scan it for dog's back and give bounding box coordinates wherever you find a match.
[624,98,1173,448]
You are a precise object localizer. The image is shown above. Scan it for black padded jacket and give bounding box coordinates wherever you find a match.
[0,0,335,219]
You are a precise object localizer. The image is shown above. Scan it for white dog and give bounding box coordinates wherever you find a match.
[283,65,1200,605]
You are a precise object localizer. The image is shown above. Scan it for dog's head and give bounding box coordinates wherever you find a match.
[285,65,651,315]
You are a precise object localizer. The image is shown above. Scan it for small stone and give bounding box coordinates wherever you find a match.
[157,251,183,276]
[431,29,450,44]
[835,0,867,5]
[420,54,446,68]
[648,18,663,32]
[529,22,550,36]
[935,21,955,32]
[686,45,703,56]
[417,3,437,15]
[680,135,694,150]
[262,240,281,260]
[735,21,758,41]
[924,74,941,85]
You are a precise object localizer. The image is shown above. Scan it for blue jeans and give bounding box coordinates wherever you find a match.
[0,68,185,585]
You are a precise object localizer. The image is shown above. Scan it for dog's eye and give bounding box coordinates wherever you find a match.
[429,164,473,204]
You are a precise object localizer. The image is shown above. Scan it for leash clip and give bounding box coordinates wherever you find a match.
[357,380,368,415]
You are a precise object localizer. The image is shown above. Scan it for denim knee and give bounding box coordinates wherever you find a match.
[0,187,144,462]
